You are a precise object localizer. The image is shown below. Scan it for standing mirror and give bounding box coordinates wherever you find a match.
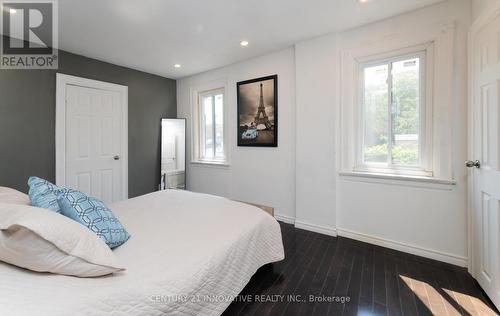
[160,119,186,190]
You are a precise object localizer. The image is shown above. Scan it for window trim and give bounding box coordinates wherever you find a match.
[354,44,434,178]
[337,24,456,186]
[198,88,225,162]
[191,86,228,165]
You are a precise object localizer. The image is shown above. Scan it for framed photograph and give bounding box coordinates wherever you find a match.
[237,75,278,147]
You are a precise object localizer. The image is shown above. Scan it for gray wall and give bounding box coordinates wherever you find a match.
[0,40,177,197]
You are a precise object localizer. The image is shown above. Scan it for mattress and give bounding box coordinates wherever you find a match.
[0,190,285,315]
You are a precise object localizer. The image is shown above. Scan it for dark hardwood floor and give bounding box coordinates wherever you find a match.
[223,222,498,316]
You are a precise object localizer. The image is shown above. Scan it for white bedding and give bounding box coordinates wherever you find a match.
[0,190,284,316]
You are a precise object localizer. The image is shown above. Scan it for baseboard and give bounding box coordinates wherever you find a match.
[336,228,468,267]
[274,214,295,224]
[274,216,337,237]
[273,216,467,267]
[294,220,337,237]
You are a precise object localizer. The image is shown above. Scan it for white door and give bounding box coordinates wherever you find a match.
[470,9,500,310]
[57,75,128,203]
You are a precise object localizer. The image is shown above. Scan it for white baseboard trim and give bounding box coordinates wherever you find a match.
[274,216,337,237]
[274,214,295,224]
[336,228,468,267]
[272,216,467,267]
[294,220,337,237]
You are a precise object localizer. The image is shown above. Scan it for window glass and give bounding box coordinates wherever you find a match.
[361,54,423,169]
[391,58,420,166]
[198,89,225,162]
[214,94,224,159]
[202,95,214,159]
[363,64,389,164]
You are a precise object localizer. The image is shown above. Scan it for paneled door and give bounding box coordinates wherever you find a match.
[469,7,500,310]
[56,74,128,204]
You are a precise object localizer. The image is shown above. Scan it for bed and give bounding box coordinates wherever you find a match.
[0,189,285,316]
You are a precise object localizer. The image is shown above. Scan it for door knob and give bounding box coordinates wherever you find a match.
[114,155,120,161]
[465,160,480,168]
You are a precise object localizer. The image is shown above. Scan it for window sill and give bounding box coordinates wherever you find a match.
[190,160,230,168]
[338,171,456,190]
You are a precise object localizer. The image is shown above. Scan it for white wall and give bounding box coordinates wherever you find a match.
[473,0,497,20]
[295,0,470,266]
[178,0,471,266]
[294,37,337,235]
[177,48,296,221]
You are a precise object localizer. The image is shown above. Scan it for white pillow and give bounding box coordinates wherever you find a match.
[0,203,125,277]
[0,187,31,205]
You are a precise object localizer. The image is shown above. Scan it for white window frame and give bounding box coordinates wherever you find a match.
[354,45,434,177]
[338,24,457,186]
[192,87,228,165]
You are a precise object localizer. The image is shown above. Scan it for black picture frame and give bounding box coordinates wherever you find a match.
[237,75,278,147]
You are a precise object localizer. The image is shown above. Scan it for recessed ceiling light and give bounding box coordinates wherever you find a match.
[174,64,181,68]
[9,8,16,14]
[240,40,249,47]
[359,0,370,3]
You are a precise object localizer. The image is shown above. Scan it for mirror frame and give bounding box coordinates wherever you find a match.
[160,118,187,190]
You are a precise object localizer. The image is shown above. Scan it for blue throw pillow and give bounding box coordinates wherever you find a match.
[28,176,62,213]
[57,189,130,248]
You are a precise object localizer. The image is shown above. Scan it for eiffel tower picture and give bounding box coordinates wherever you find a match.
[237,75,278,147]
[254,83,273,130]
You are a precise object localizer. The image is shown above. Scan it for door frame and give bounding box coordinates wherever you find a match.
[55,73,129,199]
[467,3,500,274]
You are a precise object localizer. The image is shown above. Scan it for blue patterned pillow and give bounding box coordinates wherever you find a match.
[28,176,62,213]
[57,189,130,248]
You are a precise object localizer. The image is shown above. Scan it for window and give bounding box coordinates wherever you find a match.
[196,88,226,163]
[358,51,429,175]
[339,37,455,184]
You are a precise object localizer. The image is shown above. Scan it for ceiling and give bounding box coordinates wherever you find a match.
[58,0,444,79]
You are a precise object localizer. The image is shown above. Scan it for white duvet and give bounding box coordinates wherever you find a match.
[0,190,285,316]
